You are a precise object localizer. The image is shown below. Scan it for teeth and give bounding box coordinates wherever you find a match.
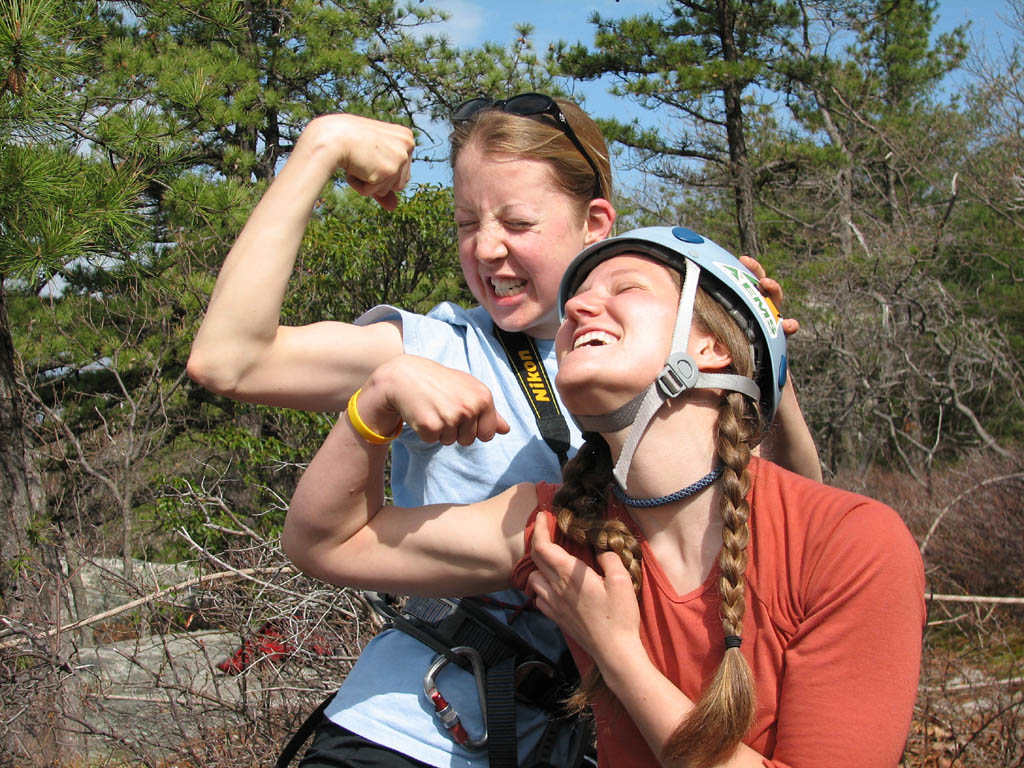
[491,277,527,297]
[573,331,618,350]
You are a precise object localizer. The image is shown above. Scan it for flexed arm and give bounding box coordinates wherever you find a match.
[187,115,414,411]
[282,371,532,597]
[363,355,510,446]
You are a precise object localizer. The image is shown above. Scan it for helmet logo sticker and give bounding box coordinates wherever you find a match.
[716,263,782,339]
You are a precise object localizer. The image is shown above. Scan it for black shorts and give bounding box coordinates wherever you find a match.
[297,719,434,768]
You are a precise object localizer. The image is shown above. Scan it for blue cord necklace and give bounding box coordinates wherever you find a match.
[612,465,723,508]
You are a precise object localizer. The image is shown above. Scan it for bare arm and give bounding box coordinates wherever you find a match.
[738,256,822,482]
[364,354,511,445]
[281,378,534,596]
[187,114,414,411]
[760,376,822,482]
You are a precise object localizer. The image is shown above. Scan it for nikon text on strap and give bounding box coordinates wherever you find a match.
[492,326,571,467]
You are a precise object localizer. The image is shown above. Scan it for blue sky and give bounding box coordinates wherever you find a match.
[425,0,1005,51]
[412,0,1014,187]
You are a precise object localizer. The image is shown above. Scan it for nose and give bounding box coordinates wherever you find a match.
[473,225,508,262]
[564,287,601,320]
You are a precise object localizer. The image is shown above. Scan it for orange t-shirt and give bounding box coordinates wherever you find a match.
[512,457,925,768]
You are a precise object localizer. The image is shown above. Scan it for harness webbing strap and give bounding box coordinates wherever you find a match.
[486,656,519,768]
[367,594,569,711]
[493,326,571,467]
[405,598,523,666]
[275,692,332,768]
[363,593,467,668]
[523,718,561,768]
[450,598,549,664]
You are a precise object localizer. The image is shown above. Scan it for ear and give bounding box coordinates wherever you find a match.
[688,327,733,371]
[583,198,616,245]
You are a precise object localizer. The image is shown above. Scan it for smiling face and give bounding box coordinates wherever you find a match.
[453,141,595,339]
[554,254,682,415]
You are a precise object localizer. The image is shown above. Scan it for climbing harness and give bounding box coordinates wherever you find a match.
[277,583,594,768]
[363,592,593,768]
[423,646,489,750]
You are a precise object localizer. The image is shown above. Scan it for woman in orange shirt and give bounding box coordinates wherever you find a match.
[284,226,925,768]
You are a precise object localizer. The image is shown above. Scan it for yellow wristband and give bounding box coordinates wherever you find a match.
[347,388,402,445]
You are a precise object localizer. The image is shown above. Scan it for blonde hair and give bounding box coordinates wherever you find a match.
[552,287,762,767]
[449,97,612,216]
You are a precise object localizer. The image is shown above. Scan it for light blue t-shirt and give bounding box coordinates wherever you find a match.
[325,302,583,767]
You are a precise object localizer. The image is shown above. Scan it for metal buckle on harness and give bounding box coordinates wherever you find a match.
[423,646,488,751]
[514,658,556,705]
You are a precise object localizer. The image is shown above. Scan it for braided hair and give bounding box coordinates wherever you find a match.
[553,287,763,767]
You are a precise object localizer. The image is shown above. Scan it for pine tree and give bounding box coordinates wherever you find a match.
[557,0,804,255]
[0,0,149,760]
[0,1,561,760]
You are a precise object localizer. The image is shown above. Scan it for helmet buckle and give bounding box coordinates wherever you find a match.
[657,352,699,398]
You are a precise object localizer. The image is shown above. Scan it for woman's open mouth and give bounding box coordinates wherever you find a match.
[573,330,618,350]
[491,277,527,297]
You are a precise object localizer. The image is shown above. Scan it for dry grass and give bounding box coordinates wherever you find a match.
[2,449,1022,767]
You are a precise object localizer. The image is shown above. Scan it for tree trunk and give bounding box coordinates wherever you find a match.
[0,284,82,765]
[838,164,853,259]
[717,0,760,256]
[811,93,854,259]
[0,283,35,617]
[885,152,899,223]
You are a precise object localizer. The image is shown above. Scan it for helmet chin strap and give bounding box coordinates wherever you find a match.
[574,261,760,489]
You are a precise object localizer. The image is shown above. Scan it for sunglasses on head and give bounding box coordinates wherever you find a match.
[451,92,606,200]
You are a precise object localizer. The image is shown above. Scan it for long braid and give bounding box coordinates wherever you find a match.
[547,288,762,755]
[552,434,642,713]
[662,290,761,767]
[552,435,643,589]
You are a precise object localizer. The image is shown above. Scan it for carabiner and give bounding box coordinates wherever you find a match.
[423,645,488,751]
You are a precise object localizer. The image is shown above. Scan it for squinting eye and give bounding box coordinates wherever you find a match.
[614,282,644,294]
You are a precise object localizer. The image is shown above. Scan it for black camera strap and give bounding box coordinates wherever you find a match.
[493,326,571,467]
